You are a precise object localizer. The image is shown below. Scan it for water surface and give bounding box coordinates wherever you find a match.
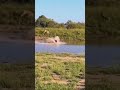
[35,43,85,55]
[0,41,34,63]
[86,45,120,67]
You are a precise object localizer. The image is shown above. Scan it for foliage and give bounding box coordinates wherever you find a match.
[35,15,58,28]
[86,2,120,42]
[0,1,34,25]
[86,0,120,6]
[0,0,34,4]
[35,53,85,90]
[66,20,84,29]
[35,27,85,44]
[86,66,120,90]
[35,15,85,29]
[0,64,34,88]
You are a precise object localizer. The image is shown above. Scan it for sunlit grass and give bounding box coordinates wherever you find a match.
[35,53,85,90]
[35,27,85,44]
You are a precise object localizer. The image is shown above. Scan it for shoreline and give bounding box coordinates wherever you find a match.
[0,36,85,45]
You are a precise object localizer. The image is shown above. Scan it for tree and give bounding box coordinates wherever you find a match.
[35,15,85,29]
[35,15,48,27]
[35,15,59,28]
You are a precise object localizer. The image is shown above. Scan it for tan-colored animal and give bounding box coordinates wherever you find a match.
[46,36,60,43]
[45,36,66,44]
[43,30,50,35]
[54,36,60,43]
[46,37,55,43]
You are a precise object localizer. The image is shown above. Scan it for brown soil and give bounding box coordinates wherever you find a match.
[75,79,85,90]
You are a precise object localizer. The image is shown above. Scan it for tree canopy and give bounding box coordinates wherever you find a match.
[35,15,85,29]
[0,0,34,4]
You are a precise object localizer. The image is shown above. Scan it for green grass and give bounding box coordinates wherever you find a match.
[35,27,85,44]
[35,53,85,90]
[0,3,34,25]
[0,2,34,40]
[86,66,120,90]
[86,5,120,44]
[0,64,34,88]
[86,65,120,75]
[86,74,120,90]
[86,79,115,90]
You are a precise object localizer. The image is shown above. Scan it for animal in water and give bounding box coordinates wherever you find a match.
[46,37,55,43]
[45,36,65,44]
[54,36,60,43]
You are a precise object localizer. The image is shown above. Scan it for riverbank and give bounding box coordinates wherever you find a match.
[0,36,34,44]
[35,27,85,45]
[86,66,120,90]
[0,64,34,88]
[35,53,85,90]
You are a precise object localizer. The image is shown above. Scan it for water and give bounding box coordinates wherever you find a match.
[0,40,84,63]
[1,41,120,67]
[86,45,120,67]
[0,41,34,63]
[35,43,85,55]
[36,44,120,67]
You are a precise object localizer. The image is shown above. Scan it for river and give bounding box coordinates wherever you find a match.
[35,43,85,55]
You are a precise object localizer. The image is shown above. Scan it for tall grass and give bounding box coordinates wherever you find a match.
[35,27,85,42]
[86,6,120,43]
[0,64,34,88]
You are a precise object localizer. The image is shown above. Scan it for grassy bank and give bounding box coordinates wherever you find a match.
[0,64,34,88]
[86,66,120,90]
[0,2,34,40]
[0,2,34,25]
[86,5,120,44]
[35,53,85,90]
[35,27,85,44]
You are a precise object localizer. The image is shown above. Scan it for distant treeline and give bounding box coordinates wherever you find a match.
[0,0,34,4]
[86,0,120,41]
[86,0,120,6]
[0,0,34,25]
[35,15,85,29]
